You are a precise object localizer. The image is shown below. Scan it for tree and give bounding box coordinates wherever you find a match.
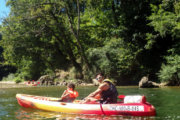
[148,0,180,84]
[1,0,179,85]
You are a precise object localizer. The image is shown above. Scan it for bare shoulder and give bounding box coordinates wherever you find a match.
[98,82,109,90]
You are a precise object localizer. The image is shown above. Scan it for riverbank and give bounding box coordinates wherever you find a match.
[1,80,178,89]
[0,81,30,88]
[0,81,95,88]
[0,81,16,84]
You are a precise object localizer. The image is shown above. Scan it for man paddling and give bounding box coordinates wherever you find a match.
[81,73,118,104]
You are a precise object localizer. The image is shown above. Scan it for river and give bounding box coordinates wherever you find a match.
[0,83,180,120]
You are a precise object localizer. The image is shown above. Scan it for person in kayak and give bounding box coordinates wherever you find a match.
[60,83,79,102]
[81,73,118,104]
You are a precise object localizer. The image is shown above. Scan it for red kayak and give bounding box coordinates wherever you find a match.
[16,94,156,116]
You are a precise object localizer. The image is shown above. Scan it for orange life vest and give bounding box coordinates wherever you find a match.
[94,94,101,100]
[65,89,79,98]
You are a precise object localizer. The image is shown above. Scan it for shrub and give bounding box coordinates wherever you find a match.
[87,38,138,81]
[158,54,180,83]
[2,73,15,81]
[14,77,24,83]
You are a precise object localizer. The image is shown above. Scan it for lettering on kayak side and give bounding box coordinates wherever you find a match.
[108,106,144,111]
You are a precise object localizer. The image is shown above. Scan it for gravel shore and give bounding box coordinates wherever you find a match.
[0,81,28,88]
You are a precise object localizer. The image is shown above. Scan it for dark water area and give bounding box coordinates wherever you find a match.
[0,83,180,120]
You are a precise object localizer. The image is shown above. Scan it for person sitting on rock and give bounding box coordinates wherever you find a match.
[60,83,79,102]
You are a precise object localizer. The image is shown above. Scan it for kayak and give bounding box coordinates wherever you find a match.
[16,94,156,116]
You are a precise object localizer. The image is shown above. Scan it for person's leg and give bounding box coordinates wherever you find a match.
[81,97,98,103]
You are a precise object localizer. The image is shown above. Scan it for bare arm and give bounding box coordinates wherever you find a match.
[86,83,109,98]
[80,83,109,103]
[87,88,102,98]
[61,90,70,99]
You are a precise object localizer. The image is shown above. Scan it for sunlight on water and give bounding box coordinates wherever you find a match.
[14,108,155,120]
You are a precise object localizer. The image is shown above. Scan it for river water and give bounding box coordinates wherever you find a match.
[0,83,180,120]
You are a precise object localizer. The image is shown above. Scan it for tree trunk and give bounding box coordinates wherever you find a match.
[65,0,91,70]
[48,11,83,73]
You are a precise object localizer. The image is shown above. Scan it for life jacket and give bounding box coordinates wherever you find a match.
[65,89,79,98]
[94,94,101,100]
[101,79,118,104]
[62,89,79,102]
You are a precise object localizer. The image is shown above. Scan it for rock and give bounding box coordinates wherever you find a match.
[58,81,67,86]
[54,81,60,85]
[139,76,160,88]
[37,75,54,85]
[80,83,86,86]
[55,69,69,80]
[159,82,170,86]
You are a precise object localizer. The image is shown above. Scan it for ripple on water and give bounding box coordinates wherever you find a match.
[0,98,15,102]
[0,105,8,116]
[0,90,6,95]
[14,108,156,120]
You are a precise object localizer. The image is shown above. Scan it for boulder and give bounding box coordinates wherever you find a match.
[58,80,67,86]
[139,76,160,88]
[55,69,69,80]
[37,75,54,85]
[159,81,170,86]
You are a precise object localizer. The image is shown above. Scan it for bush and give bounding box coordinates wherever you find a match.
[158,54,180,83]
[2,73,15,81]
[2,73,24,83]
[14,77,24,83]
[16,57,45,80]
[87,38,138,81]
[82,65,96,82]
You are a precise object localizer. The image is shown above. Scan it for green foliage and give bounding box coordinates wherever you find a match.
[2,73,15,81]
[148,0,180,84]
[0,0,80,80]
[145,33,157,50]
[2,73,24,83]
[0,0,180,85]
[148,1,180,40]
[87,38,137,78]
[148,4,176,37]
[13,76,24,83]
[158,54,180,82]
[0,33,3,62]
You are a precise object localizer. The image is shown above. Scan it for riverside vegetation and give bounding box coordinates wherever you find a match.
[0,0,180,86]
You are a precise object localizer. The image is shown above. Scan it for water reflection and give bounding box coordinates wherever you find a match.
[15,108,155,120]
